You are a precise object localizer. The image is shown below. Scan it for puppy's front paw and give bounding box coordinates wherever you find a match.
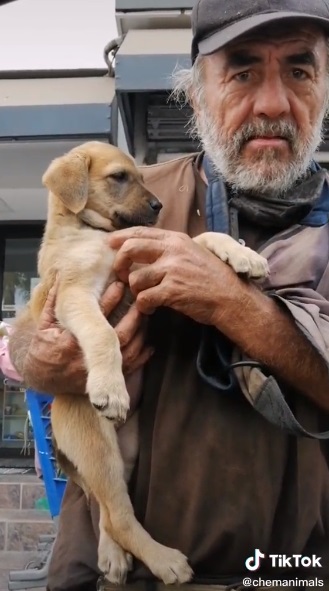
[227,245,269,279]
[87,370,130,425]
[194,232,269,280]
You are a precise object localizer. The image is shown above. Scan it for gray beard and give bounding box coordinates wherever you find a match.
[193,107,326,199]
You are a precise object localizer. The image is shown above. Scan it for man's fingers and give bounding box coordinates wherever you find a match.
[135,286,166,315]
[121,325,146,366]
[100,281,125,318]
[128,266,165,296]
[113,239,166,281]
[38,278,60,330]
[123,346,154,375]
[122,326,154,375]
[115,304,144,348]
[108,227,172,249]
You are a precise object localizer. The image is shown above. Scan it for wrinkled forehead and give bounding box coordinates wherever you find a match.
[198,21,329,79]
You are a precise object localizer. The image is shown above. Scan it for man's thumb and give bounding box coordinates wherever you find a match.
[38,277,59,330]
[100,281,125,318]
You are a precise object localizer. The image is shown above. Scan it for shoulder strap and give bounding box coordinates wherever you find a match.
[198,153,329,439]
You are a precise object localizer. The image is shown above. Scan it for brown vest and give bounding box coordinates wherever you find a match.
[126,154,329,584]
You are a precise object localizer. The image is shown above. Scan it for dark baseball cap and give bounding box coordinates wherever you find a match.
[191,0,329,63]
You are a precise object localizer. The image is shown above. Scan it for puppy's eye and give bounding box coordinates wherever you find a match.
[108,171,128,182]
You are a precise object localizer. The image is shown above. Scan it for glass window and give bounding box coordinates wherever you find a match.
[2,238,41,321]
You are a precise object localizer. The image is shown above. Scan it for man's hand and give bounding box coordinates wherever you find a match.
[23,279,153,398]
[108,227,329,414]
[108,226,238,325]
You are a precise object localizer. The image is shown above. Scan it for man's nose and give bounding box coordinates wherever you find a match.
[252,76,291,119]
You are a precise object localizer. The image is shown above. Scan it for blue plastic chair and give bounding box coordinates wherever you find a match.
[25,389,67,518]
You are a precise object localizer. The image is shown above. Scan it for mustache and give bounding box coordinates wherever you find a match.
[233,120,299,149]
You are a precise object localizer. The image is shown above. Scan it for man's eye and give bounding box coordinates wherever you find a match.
[292,69,308,80]
[234,71,251,82]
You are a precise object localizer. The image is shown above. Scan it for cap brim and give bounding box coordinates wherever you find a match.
[198,11,329,56]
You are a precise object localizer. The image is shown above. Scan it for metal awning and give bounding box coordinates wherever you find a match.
[115,0,192,36]
[116,0,193,10]
[114,0,195,161]
[115,28,191,91]
[114,28,195,161]
[0,71,116,141]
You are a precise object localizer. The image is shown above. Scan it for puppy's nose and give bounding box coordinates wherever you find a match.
[148,198,163,213]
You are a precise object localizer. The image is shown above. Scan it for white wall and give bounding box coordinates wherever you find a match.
[0,0,118,71]
[0,0,132,221]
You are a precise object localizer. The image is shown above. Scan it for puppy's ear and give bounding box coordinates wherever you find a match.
[42,151,91,214]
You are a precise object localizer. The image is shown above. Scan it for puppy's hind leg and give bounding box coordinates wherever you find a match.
[51,396,131,584]
[95,415,193,584]
[98,506,133,583]
[51,396,193,585]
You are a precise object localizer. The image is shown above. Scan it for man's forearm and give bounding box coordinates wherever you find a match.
[8,316,57,393]
[213,280,329,412]
[8,315,35,382]
[8,315,86,396]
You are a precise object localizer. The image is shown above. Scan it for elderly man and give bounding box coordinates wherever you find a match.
[9,0,329,589]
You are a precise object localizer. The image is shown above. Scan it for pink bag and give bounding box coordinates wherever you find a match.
[0,322,42,477]
[0,322,22,382]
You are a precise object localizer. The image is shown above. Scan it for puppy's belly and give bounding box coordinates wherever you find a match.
[117,411,139,482]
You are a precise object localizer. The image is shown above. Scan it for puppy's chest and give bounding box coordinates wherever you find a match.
[39,229,117,292]
[40,228,135,322]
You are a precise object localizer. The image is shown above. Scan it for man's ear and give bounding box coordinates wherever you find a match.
[42,151,91,214]
[190,84,202,118]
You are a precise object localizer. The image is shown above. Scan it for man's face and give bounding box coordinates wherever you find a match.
[193,23,329,197]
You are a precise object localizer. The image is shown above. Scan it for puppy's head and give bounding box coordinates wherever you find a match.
[42,141,162,229]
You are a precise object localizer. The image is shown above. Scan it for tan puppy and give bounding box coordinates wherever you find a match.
[14,141,269,584]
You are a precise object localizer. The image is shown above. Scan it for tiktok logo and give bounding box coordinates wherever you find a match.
[245,549,322,572]
[245,549,266,571]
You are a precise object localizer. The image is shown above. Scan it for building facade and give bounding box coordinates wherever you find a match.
[0,69,116,458]
[1,0,329,458]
